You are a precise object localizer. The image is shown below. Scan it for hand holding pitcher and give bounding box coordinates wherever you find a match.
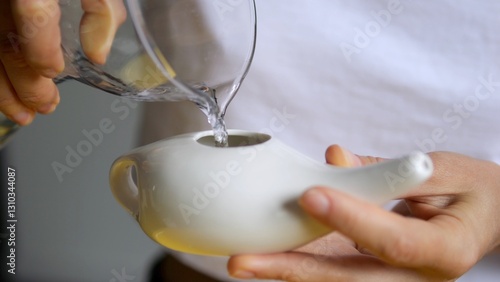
[0,0,126,125]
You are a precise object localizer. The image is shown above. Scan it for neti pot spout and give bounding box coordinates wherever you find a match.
[312,151,434,205]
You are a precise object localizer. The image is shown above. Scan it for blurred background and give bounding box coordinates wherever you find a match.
[3,81,162,282]
[1,80,499,282]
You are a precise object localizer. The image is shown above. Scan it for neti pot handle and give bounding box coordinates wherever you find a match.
[109,156,139,217]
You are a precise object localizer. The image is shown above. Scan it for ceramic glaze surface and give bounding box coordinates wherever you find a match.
[110,130,433,256]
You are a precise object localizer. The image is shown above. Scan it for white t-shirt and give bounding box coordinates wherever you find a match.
[140,0,500,281]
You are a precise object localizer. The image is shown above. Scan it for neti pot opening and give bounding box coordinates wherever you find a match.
[196,131,271,147]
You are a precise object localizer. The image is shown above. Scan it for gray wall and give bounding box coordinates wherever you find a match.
[8,81,161,282]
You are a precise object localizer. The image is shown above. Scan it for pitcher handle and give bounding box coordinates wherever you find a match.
[109,156,139,217]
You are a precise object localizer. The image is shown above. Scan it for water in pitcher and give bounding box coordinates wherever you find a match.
[69,53,230,147]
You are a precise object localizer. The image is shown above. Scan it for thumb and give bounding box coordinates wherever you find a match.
[325,145,387,167]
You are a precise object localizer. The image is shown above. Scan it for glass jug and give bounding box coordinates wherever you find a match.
[0,0,257,149]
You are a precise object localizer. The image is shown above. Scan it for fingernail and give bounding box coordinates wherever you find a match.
[300,189,330,216]
[12,111,33,125]
[231,270,255,279]
[38,102,57,114]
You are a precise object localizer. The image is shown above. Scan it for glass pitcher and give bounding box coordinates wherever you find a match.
[0,0,257,149]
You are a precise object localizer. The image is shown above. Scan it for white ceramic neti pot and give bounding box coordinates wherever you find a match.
[109,130,433,256]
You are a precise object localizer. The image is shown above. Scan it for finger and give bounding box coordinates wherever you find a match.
[11,0,64,77]
[0,62,34,125]
[2,56,59,113]
[325,145,387,167]
[298,187,470,276]
[0,0,59,114]
[228,252,425,282]
[325,145,363,167]
[0,45,60,113]
[80,0,127,64]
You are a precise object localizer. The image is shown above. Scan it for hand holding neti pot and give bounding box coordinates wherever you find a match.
[109,130,433,256]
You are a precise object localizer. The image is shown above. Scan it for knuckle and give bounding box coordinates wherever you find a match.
[0,36,24,57]
[0,95,18,110]
[379,234,417,265]
[25,46,62,70]
[18,89,54,107]
[0,51,29,70]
